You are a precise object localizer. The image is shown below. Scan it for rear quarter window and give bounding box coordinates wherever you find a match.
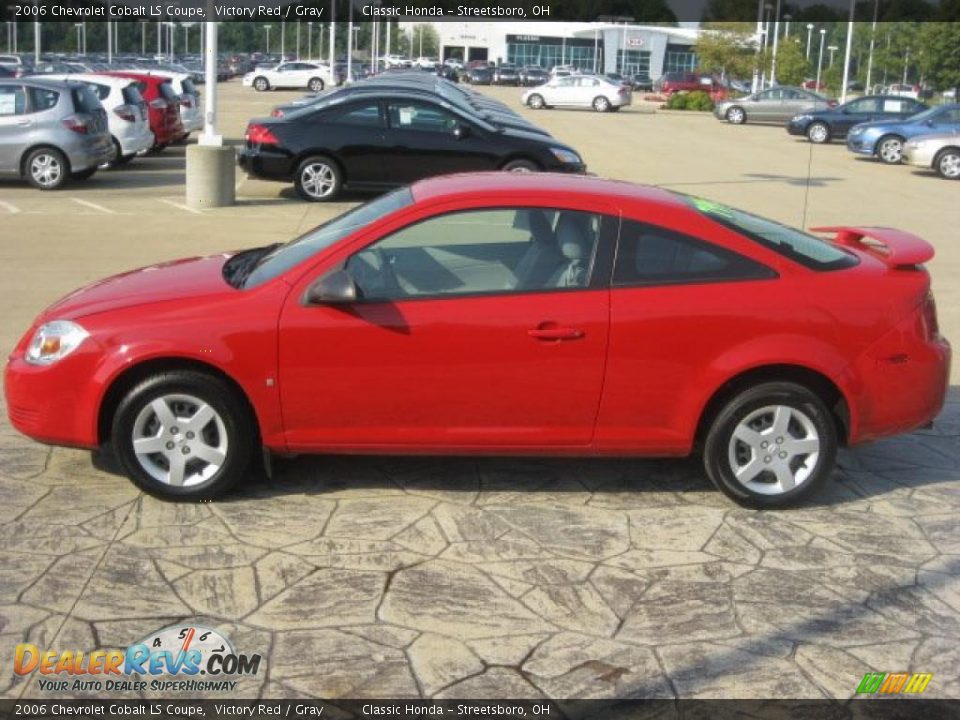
[181,79,197,95]
[28,86,60,112]
[91,83,111,100]
[681,195,858,271]
[159,82,178,101]
[69,84,101,113]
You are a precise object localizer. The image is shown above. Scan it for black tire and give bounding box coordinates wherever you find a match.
[294,155,343,202]
[876,134,905,164]
[502,158,540,173]
[149,143,168,155]
[726,106,747,125]
[592,96,611,112]
[114,153,136,166]
[24,147,69,190]
[527,93,545,109]
[308,77,325,92]
[111,370,255,501]
[71,167,97,181]
[702,381,838,509]
[104,137,123,168]
[253,76,270,92]
[934,147,960,179]
[806,122,831,144]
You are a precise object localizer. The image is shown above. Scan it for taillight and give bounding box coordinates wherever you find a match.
[246,123,279,145]
[180,95,193,109]
[113,104,137,122]
[149,98,167,110]
[922,291,940,339]
[270,109,284,118]
[61,115,89,134]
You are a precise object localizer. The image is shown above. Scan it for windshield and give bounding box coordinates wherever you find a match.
[678,194,858,270]
[243,188,414,288]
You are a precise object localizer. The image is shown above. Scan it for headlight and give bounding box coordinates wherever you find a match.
[792,114,813,123]
[550,148,581,164]
[25,320,89,366]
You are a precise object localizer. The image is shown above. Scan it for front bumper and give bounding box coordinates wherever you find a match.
[846,135,875,155]
[901,143,936,168]
[786,120,807,136]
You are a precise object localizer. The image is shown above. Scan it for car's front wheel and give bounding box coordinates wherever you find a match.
[527,93,545,109]
[703,382,837,508]
[593,96,611,112]
[726,106,746,124]
[294,155,342,201]
[806,122,830,144]
[934,147,960,179]
[111,370,255,501]
[25,147,68,190]
[877,135,905,164]
[502,158,540,173]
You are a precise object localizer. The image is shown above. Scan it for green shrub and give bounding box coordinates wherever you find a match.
[666,92,688,110]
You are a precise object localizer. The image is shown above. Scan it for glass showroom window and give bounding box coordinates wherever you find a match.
[664,50,697,74]
[616,49,651,76]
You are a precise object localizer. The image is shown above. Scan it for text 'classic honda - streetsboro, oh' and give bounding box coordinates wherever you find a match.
[5,174,951,508]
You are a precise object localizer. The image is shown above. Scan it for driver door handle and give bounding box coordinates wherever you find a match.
[528,324,584,341]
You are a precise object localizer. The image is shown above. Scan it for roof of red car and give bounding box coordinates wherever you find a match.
[411,172,686,210]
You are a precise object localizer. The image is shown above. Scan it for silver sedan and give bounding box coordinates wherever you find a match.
[902,132,960,179]
[715,86,834,125]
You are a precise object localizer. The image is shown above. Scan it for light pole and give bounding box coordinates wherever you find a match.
[280,21,285,57]
[264,25,272,55]
[139,20,147,55]
[33,20,39,64]
[770,0,781,86]
[74,23,82,53]
[106,20,112,63]
[296,21,301,59]
[840,0,855,103]
[760,3,772,89]
[828,45,838,67]
[307,22,312,60]
[784,14,791,39]
[816,29,826,89]
[865,0,879,91]
[805,23,814,60]
[157,20,161,58]
[183,23,191,56]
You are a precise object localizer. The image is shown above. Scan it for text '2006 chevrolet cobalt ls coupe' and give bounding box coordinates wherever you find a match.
[5,174,951,508]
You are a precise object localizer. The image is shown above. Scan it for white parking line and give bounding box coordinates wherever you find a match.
[71,198,117,214]
[0,200,21,214]
[158,198,203,215]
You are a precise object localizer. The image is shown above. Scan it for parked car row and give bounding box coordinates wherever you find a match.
[0,68,200,190]
[239,70,585,202]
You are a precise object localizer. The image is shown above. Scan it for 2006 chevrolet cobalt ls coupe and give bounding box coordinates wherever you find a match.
[5,174,950,508]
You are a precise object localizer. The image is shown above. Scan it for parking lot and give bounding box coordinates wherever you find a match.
[1,82,959,701]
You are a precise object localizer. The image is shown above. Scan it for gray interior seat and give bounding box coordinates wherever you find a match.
[512,209,564,289]
[547,213,594,288]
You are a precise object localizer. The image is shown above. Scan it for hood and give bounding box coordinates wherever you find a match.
[42,254,233,321]
[851,116,915,132]
[498,125,567,147]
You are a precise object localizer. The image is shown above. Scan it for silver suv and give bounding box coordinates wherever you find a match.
[0,78,113,190]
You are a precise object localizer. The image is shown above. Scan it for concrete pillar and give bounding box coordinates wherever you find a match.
[186,145,235,209]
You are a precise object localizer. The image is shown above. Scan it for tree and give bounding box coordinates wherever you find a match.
[696,22,756,79]
[774,38,809,86]
[915,22,960,93]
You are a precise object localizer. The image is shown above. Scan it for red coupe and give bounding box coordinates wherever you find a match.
[5,174,950,507]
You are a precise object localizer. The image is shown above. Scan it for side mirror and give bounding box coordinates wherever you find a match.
[305,269,357,305]
[453,123,471,139]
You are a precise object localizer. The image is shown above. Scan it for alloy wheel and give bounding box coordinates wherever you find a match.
[300,162,336,198]
[938,151,960,179]
[30,153,62,188]
[808,123,829,143]
[131,393,228,488]
[726,404,821,496]
[594,97,610,112]
[529,94,544,109]
[879,137,903,163]
[727,107,745,124]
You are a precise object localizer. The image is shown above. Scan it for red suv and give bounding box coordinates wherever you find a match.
[656,72,709,95]
[104,72,184,152]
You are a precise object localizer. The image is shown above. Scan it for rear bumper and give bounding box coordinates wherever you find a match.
[237,147,293,181]
[67,134,115,172]
[115,124,155,157]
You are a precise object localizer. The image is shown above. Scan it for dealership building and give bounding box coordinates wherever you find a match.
[397,21,701,80]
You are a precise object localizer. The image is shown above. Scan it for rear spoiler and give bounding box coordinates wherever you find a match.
[811,226,935,267]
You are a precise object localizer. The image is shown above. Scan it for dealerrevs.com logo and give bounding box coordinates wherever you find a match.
[14,624,262,693]
[856,672,933,695]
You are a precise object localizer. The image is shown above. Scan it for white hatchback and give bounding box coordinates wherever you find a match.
[243,62,334,93]
[41,73,153,164]
[523,75,632,113]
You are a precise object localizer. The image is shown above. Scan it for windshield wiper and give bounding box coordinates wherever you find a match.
[222,244,281,289]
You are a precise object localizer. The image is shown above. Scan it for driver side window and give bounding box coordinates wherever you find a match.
[345,208,603,302]
[387,101,457,133]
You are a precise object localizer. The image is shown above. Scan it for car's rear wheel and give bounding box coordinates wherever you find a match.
[527,93,545,109]
[877,135,905,164]
[25,148,69,190]
[502,158,540,173]
[294,155,342,202]
[111,370,254,501]
[934,148,960,179]
[593,96,611,112]
[703,382,837,508]
[254,76,270,91]
[807,122,830,144]
[726,106,746,124]
[308,77,324,92]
